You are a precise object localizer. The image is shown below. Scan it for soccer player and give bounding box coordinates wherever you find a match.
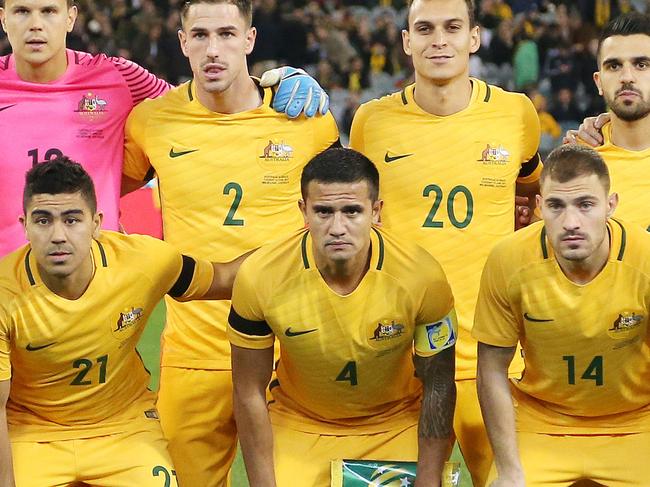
[564,13,650,231]
[0,0,327,257]
[122,1,340,485]
[349,0,541,484]
[474,144,650,486]
[229,148,457,487]
[0,157,247,486]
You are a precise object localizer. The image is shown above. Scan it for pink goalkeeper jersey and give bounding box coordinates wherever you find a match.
[0,49,169,256]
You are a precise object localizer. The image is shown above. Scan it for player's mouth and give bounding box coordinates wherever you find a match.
[561,234,586,245]
[203,63,227,81]
[326,241,352,250]
[616,88,642,100]
[26,39,47,50]
[48,250,72,263]
[427,54,454,63]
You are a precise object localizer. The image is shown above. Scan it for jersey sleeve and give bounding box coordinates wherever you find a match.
[348,102,370,153]
[123,103,154,181]
[472,243,521,347]
[412,253,458,357]
[227,258,274,350]
[0,298,11,381]
[108,56,170,105]
[516,95,542,184]
[167,255,215,302]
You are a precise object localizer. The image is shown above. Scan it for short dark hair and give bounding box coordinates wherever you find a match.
[597,12,650,62]
[301,148,380,201]
[406,0,476,29]
[23,156,97,214]
[1,0,75,7]
[541,145,610,193]
[180,0,252,27]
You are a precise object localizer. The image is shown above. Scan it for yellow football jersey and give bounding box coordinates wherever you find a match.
[594,122,650,231]
[228,227,457,434]
[124,80,339,370]
[0,231,213,441]
[473,219,650,434]
[350,79,541,380]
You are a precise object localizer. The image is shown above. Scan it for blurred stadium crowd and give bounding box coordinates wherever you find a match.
[2,0,648,149]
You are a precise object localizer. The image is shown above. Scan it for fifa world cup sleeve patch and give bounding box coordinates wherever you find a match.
[414,309,458,357]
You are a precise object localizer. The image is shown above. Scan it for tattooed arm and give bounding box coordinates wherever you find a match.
[413,346,456,487]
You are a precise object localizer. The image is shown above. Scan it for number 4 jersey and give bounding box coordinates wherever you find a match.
[350,79,541,380]
[228,227,456,433]
[123,81,339,370]
[0,231,214,441]
[473,219,650,434]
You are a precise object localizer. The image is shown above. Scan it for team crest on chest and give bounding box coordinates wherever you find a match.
[478,143,510,165]
[112,307,144,338]
[259,140,294,162]
[368,320,406,349]
[257,139,297,184]
[607,311,644,340]
[75,92,108,122]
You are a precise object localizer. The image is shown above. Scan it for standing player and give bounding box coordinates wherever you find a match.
[474,145,650,486]
[565,13,650,231]
[229,148,457,487]
[0,0,327,257]
[122,1,339,485]
[349,0,541,484]
[0,157,246,486]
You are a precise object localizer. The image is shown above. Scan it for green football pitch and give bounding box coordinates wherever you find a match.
[138,302,473,486]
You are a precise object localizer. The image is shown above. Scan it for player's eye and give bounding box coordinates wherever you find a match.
[637,61,648,69]
[193,32,207,39]
[14,7,29,14]
[608,63,620,71]
[447,23,462,31]
[220,31,234,38]
[34,218,49,225]
[65,217,79,225]
[417,25,431,33]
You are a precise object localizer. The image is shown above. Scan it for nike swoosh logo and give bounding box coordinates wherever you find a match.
[26,342,56,351]
[384,152,413,163]
[0,104,16,113]
[285,327,318,337]
[523,313,554,323]
[169,148,198,158]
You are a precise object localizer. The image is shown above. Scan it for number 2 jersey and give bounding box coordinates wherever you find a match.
[0,49,169,257]
[123,81,339,370]
[473,220,650,434]
[0,231,213,441]
[350,80,541,380]
[228,227,456,434]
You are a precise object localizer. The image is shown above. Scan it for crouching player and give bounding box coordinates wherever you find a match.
[228,148,457,487]
[0,157,246,486]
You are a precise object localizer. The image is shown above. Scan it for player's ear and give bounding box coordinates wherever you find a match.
[606,192,618,218]
[298,199,308,225]
[19,214,26,231]
[178,29,189,57]
[0,8,6,33]
[535,194,543,210]
[402,29,411,56]
[470,25,480,54]
[372,199,383,225]
[245,27,256,55]
[593,71,603,96]
[66,5,78,33]
[92,211,103,239]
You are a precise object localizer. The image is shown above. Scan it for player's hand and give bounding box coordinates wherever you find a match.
[515,195,530,230]
[260,67,329,118]
[563,112,610,147]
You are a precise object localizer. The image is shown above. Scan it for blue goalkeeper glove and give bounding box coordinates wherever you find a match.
[260,67,330,119]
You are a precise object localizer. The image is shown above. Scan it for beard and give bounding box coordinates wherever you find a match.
[606,84,650,122]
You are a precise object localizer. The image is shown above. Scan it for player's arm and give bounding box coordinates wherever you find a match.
[515,94,543,228]
[231,344,276,487]
[0,379,15,487]
[477,343,524,486]
[168,250,255,302]
[413,346,456,487]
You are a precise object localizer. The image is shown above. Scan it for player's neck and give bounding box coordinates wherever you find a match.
[609,114,650,151]
[314,242,371,296]
[555,235,610,285]
[196,73,261,114]
[38,255,95,300]
[14,51,68,83]
[412,73,473,116]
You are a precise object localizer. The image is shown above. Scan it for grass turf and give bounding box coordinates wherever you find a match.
[138,302,473,486]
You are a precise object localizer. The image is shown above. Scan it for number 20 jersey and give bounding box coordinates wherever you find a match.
[350,80,541,379]
[124,81,339,369]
